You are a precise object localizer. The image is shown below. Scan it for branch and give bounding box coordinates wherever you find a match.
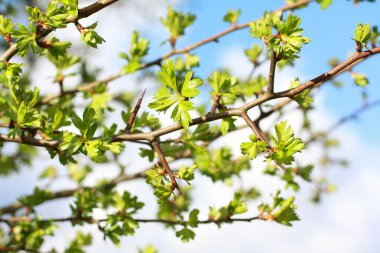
[241,112,271,146]
[77,0,118,19]
[0,215,259,227]
[150,140,182,195]
[267,50,277,95]
[124,89,146,134]
[2,47,380,150]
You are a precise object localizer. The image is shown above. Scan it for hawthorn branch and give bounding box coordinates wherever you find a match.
[0,215,260,227]
[2,47,380,150]
[124,89,146,134]
[241,111,271,146]
[77,0,118,19]
[150,140,182,195]
[267,50,277,95]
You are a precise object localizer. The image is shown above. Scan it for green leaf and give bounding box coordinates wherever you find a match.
[0,62,23,87]
[289,77,313,108]
[0,15,14,36]
[228,193,247,215]
[181,71,203,97]
[145,168,165,186]
[175,227,195,243]
[240,134,268,159]
[120,31,150,74]
[158,59,177,90]
[245,44,263,63]
[223,9,241,25]
[269,121,305,165]
[316,0,333,10]
[160,6,196,39]
[178,165,196,183]
[171,100,194,128]
[352,72,369,87]
[354,23,371,44]
[154,184,173,204]
[188,209,199,228]
[39,166,57,179]
[80,22,105,48]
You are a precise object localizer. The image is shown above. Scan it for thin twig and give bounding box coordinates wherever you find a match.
[267,50,277,95]
[124,89,146,133]
[150,140,182,195]
[241,111,271,147]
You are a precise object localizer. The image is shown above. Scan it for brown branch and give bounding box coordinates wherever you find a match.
[77,0,119,19]
[124,89,146,134]
[241,111,271,146]
[150,140,182,195]
[2,47,380,150]
[267,50,277,95]
[0,246,42,253]
[0,215,259,227]
[210,94,221,114]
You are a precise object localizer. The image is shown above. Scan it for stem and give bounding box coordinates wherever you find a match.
[267,50,277,95]
[150,140,182,195]
[125,89,146,133]
[241,111,271,148]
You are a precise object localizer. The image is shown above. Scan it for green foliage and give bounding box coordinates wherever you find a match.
[250,13,310,60]
[223,9,241,25]
[193,147,250,182]
[18,187,53,208]
[148,60,203,128]
[269,121,305,165]
[240,134,268,159]
[0,62,23,87]
[245,44,263,64]
[176,227,195,243]
[316,0,333,9]
[289,77,314,108]
[0,15,14,37]
[138,245,158,253]
[352,72,369,87]
[80,22,105,48]
[12,23,41,56]
[64,231,92,253]
[160,6,196,40]
[258,190,299,226]
[354,23,371,44]
[120,31,150,74]
[9,218,57,250]
[208,193,248,225]
[208,71,238,106]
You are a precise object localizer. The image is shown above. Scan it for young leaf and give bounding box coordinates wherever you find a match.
[240,134,268,159]
[269,121,305,165]
[175,227,196,243]
[223,9,241,25]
